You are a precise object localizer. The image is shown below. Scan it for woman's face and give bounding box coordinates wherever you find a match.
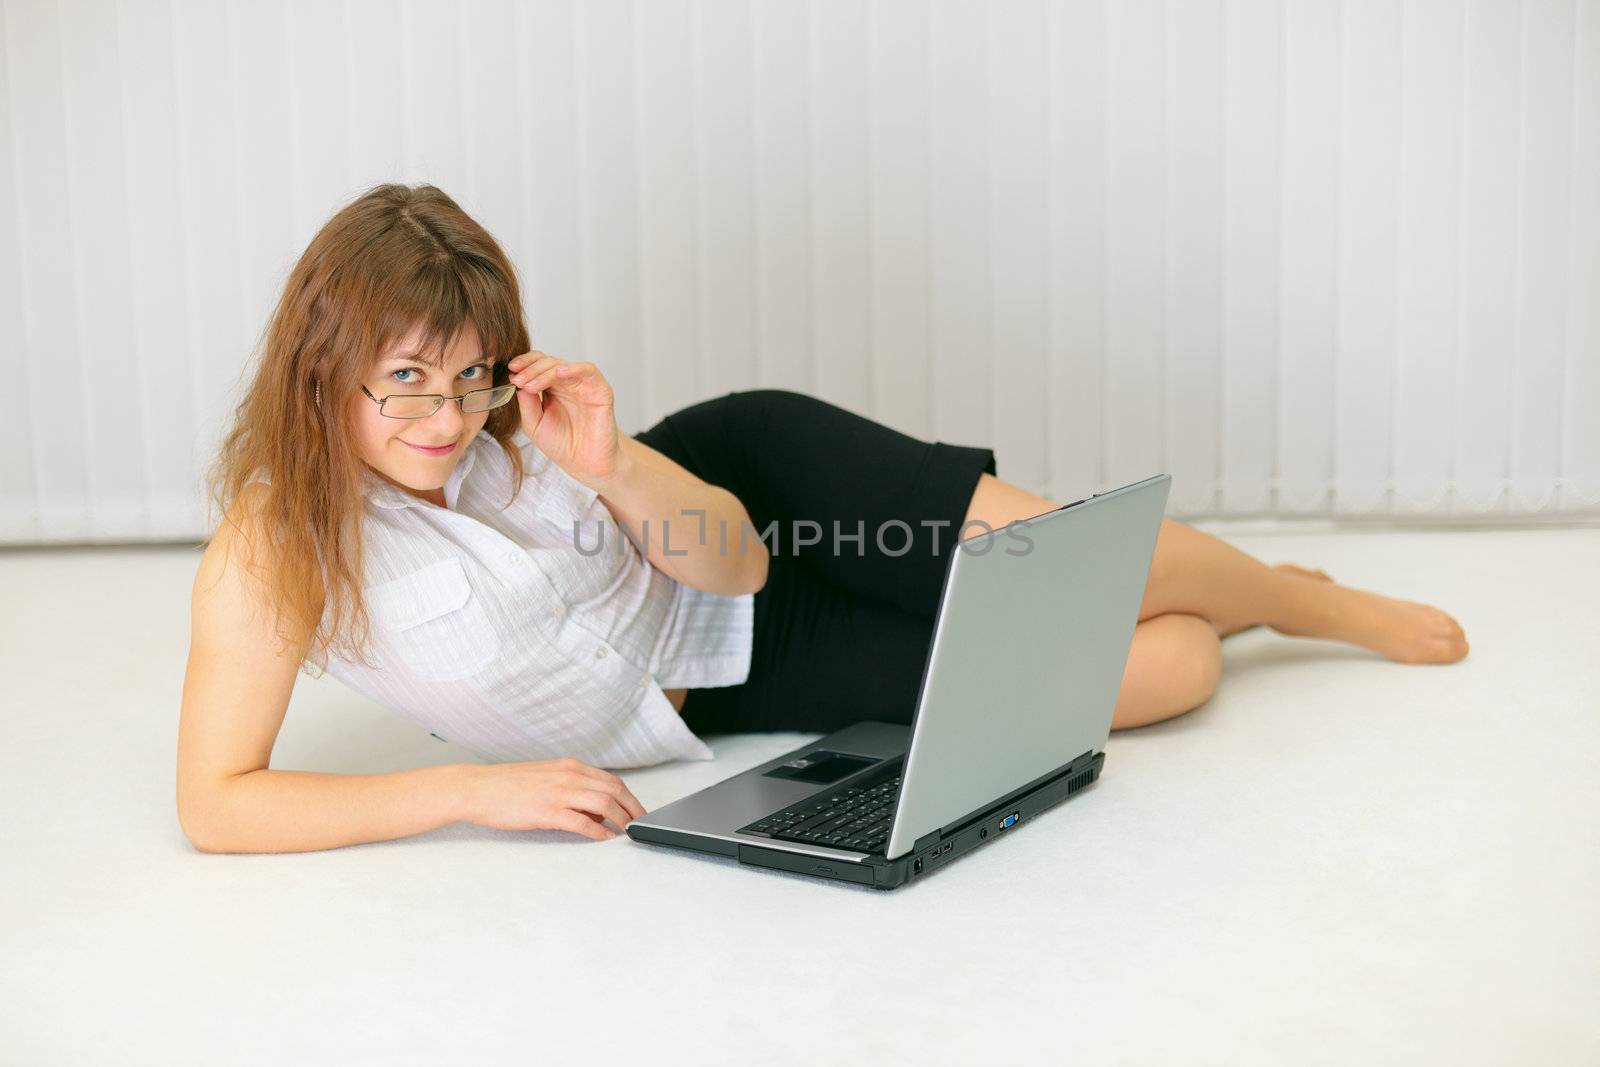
[349,322,493,504]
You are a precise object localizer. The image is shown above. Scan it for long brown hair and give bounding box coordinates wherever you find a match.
[205,183,529,676]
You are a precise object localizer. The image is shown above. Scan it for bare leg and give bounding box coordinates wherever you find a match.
[1214,564,1334,638]
[1112,613,1223,729]
[962,473,1470,666]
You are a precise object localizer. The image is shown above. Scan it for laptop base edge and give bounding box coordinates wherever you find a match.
[627,749,1106,891]
[868,749,1106,890]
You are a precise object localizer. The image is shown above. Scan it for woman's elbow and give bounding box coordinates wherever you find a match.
[736,543,768,596]
[177,783,238,854]
[179,807,227,853]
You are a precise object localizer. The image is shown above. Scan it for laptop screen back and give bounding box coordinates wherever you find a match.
[884,474,1172,859]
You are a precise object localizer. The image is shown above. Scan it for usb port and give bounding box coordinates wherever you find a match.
[999,812,1019,830]
[942,842,952,853]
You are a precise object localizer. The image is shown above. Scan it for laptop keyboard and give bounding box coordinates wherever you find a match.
[739,773,903,853]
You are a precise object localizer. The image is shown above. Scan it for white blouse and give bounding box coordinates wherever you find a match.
[313,427,754,768]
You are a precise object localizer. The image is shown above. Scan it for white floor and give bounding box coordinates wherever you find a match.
[2,523,1597,1065]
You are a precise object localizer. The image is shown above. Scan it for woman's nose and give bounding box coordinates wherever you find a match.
[425,398,468,431]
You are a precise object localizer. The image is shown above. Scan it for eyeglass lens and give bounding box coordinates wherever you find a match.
[380,385,517,419]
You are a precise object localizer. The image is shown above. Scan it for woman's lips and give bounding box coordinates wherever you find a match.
[403,440,457,456]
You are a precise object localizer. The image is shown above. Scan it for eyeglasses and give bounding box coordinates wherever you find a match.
[360,383,517,419]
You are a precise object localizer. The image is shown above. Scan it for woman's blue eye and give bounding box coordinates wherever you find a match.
[390,365,487,385]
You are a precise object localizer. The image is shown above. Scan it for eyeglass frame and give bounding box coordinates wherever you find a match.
[359,382,518,420]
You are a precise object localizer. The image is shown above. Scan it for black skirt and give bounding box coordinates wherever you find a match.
[632,389,997,736]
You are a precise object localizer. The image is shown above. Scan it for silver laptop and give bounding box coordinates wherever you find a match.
[626,473,1172,890]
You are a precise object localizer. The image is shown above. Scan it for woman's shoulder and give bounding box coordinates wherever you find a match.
[194,483,321,649]
[209,480,272,552]
[201,482,326,602]
[200,483,272,578]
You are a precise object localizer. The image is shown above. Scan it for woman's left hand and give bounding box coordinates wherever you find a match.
[508,351,622,490]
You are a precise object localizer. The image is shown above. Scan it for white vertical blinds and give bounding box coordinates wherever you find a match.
[1,0,1596,544]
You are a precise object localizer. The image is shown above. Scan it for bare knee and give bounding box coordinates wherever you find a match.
[1111,613,1222,730]
[963,472,1061,530]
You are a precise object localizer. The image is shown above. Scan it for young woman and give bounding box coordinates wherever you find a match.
[177,183,1469,854]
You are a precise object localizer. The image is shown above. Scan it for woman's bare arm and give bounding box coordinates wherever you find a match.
[594,435,769,597]
[176,494,470,852]
[176,488,644,854]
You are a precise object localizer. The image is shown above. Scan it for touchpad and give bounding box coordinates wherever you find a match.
[761,750,879,785]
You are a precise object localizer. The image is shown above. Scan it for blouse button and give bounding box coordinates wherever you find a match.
[594,647,608,660]
[547,604,563,618]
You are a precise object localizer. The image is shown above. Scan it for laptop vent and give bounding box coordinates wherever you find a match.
[1065,769,1094,796]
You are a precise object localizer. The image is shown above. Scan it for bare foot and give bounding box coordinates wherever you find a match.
[1213,563,1336,638]
[1275,584,1471,665]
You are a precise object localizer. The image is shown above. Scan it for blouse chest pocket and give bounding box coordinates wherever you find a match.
[365,557,501,682]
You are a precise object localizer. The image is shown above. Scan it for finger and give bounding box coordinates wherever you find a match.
[554,362,598,382]
[511,371,560,396]
[582,776,644,822]
[561,763,639,805]
[569,789,633,832]
[525,363,583,393]
[555,809,615,841]
[566,766,646,820]
[507,349,553,373]
[586,790,634,831]
[516,364,569,396]
[601,796,633,831]
[612,783,646,821]
[509,355,562,386]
